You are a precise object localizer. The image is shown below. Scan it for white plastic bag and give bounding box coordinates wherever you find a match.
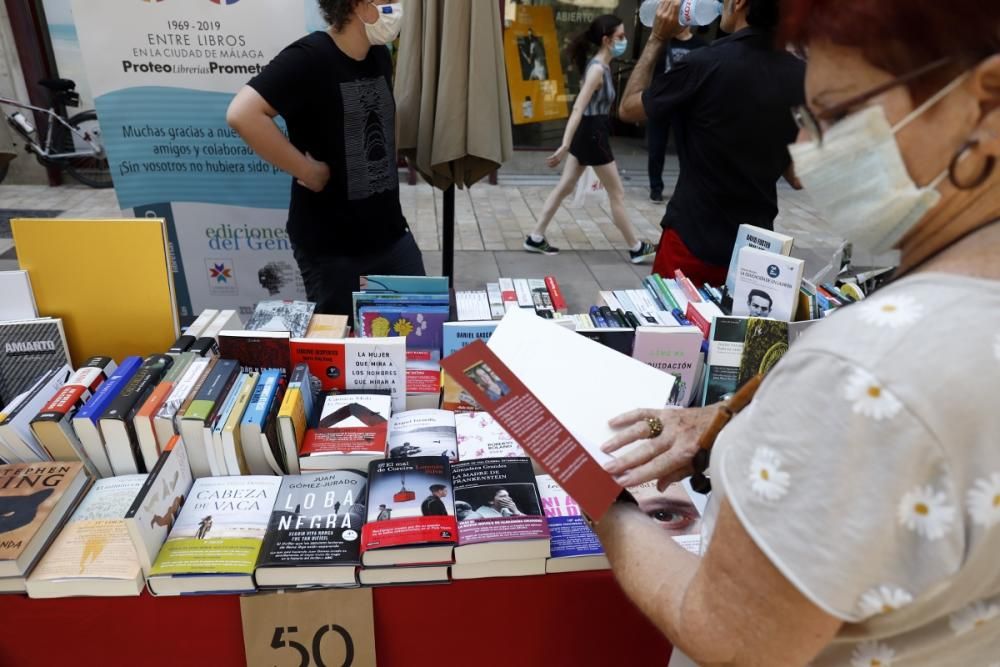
[570,166,606,208]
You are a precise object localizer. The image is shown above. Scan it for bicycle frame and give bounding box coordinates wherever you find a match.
[0,96,104,161]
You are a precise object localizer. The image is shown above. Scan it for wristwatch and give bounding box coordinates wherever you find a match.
[582,488,638,531]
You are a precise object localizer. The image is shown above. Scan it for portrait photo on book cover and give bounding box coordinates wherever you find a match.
[455,484,542,522]
[464,362,511,402]
[746,288,773,318]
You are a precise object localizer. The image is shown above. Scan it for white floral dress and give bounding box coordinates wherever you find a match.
[703,273,1000,666]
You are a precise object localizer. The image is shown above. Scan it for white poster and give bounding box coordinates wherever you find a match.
[65,0,326,319]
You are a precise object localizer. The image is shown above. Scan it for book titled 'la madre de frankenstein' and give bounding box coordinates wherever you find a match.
[361,456,456,567]
[256,470,368,588]
[147,476,280,596]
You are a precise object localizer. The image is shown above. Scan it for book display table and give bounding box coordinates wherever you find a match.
[0,571,672,666]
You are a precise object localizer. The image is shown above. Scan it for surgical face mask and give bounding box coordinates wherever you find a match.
[364,2,403,46]
[788,74,967,254]
[611,38,628,58]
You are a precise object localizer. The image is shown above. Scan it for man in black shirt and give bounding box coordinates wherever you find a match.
[421,484,449,516]
[620,0,804,287]
[227,0,424,318]
[647,27,707,203]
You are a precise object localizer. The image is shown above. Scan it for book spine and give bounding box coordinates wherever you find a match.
[652,274,680,311]
[544,276,567,314]
[588,307,608,328]
[486,283,505,319]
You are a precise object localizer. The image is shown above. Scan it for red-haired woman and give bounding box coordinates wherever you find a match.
[594,0,1000,665]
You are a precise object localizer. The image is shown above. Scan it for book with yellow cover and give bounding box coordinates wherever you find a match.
[10,218,180,365]
[276,388,306,475]
[304,314,349,339]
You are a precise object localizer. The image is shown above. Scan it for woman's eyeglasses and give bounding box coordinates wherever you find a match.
[792,57,954,144]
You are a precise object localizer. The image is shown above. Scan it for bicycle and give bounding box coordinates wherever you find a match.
[0,77,112,188]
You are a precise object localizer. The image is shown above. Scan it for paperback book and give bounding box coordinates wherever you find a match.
[147,475,281,595]
[537,474,608,573]
[255,470,368,588]
[455,412,525,461]
[299,394,391,472]
[387,409,457,461]
[0,318,71,407]
[451,458,549,565]
[26,474,147,598]
[245,300,315,338]
[360,457,456,567]
[0,462,90,589]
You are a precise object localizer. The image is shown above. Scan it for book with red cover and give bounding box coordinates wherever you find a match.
[544,276,567,314]
[360,456,457,566]
[288,338,406,413]
[440,340,621,521]
[299,394,390,471]
[218,330,291,373]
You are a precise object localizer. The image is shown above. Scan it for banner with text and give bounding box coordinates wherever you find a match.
[68,0,326,319]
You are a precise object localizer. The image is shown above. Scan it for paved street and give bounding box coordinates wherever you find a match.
[0,163,844,314]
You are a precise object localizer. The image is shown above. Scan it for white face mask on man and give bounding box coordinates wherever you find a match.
[788,74,968,254]
[364,2,403,46]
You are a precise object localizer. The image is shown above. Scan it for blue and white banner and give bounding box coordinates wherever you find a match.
[63,0,326,319]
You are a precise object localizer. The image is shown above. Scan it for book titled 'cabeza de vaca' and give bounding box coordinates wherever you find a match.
[360,456,456,567]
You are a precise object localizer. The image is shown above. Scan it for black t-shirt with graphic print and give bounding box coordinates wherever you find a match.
[249,31,407,258]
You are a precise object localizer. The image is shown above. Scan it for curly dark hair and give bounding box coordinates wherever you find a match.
[318,0,365,31]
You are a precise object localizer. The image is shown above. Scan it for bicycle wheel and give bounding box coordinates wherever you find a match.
[58,110,114,188]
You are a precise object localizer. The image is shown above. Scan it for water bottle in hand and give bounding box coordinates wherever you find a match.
[639,0,723,28]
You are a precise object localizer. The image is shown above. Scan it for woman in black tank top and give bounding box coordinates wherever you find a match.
[524,15,657,265]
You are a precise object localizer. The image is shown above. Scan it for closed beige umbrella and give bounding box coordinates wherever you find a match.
[395,0,513,281]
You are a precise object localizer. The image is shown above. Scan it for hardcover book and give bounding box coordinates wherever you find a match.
[451,458,550,565]
[0,318,71,407]
[360,457,456,567]
[387,409,457,462]
[26,474,147,598]
[537,474,609,573]
[455,412,525,461]
[255,470,368,588]
[358,307,448,353]
[245,300,315,338]
[299,394,391,472]
[0,462,90,582]
[147,475,281,596]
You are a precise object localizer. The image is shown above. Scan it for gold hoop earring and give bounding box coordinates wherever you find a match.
[948,139,996,190]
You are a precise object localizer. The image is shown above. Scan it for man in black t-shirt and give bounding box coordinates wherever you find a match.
[647,27,707,203]
[620,0,804,288]
[227,0,424,319]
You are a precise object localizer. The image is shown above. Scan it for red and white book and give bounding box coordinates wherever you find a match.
[544,276,568,314]
[299,393,390,472]
[360,456,457,567]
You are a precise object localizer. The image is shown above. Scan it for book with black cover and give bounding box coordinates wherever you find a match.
[217,330,291,373]
[256,470,368,588]
[99,355,174,475]
[0,318,71,407]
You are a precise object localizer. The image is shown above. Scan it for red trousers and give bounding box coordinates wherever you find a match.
[652,228,728,287]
